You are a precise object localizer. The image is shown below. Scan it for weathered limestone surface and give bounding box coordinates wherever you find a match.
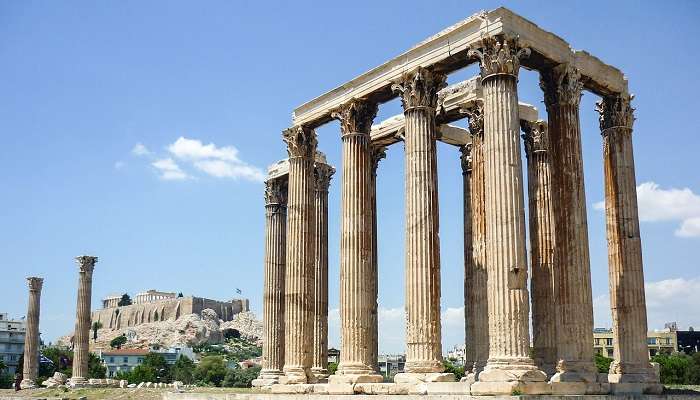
[597,95,659,390]
[20,277,43,389]
[312,163,334,381]
[254,177,288,387]
[281,126,317,384]
[329,99,382,384]
[370,145,386,372]
[70,255,98,387]
[392,67,452,383]
[461,103,488,378]
[540,63,598,384]
[468,36,547,395]
[522,120,558,376]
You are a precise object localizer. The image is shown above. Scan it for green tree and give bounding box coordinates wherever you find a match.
[0,360,6,372]
[223,366,261,388]
[130,364,157,384]
[88,352,106,379]
[142,353,170,383]
[118,293,133,307]
[652,353,692,384]
[442,359,465,381]
[194,356,227,387]
[92,321,103,342]
[110,335,127,349]
[115,369,132,382]
[327,362,338,376]
[594,352,613,373]
[171,355,196,384]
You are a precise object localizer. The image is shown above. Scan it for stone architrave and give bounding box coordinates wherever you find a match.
[70,255,98,387]
[281,126,317,384]
[540,63,599,384]
[391,67,454,384]
[461,103,489,380]
[370,145,386,372]
[597,95,661,393]
[522,120,558,376]
[20,277,44,389]
[311,162,334,382]
[468,36,548,395]
[329,99,383,384]
[253,177,288,387]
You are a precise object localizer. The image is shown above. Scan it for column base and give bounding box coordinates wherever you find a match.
[328,372,383,384]
[477,359,548,383]
[279,367,310,385]
[19,379,37,389]
[608,360,660,383]
[67,377,88,388]
[393,372,455,384]
[550,360,600,382]
[311,367,329,383]
[252,370,283,387]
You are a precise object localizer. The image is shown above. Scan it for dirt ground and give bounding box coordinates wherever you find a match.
[0,387,254,400]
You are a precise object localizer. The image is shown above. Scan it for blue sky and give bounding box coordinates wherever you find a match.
[2,1,700,354]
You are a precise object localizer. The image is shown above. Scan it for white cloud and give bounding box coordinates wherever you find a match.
[152,158,188,180]
[594,277,700,331]
[594,181,700,237]
[114,161,125,170]
[194,160,265,181]
[131,143,152,156]
[167,137,264,182]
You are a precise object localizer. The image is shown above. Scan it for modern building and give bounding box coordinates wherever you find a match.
[327,348,340,365]
[593,328,677,358]
[98,348,149,378]
[377,354,405,378]
[148,344,195,364]
[446,344,466,366]
[676,329,700,354]
[0,313,26,375]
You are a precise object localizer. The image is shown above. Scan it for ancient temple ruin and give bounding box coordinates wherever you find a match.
[256,7,659,395]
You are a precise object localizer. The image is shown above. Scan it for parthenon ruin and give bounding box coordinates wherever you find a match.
[256,7,660,395]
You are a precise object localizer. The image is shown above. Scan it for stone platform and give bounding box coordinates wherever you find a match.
[162,393,699,400]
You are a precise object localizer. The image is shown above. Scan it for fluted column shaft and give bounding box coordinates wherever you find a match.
[330,99,382,383]
[393,68,448,377]
[21,277,43,389]
[71,256,97,385]
[255,178,288,385]
[370,146,386,372]
[522,121,558,376]
[597,95,656,383]
[282,126,317,384]
[312,164,334,379]
[540,64,597,381]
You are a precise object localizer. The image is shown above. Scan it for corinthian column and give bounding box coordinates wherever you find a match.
[253,177,288,387]
[370,145,386,372]
[281,126,317,384]
[522,121,558,376]
[329,98,382,384]
[392,67,453,383]
[468,36,548,395]
[462,103,489,380]
[597,95,660,392]
[540,63,598,384]
[70,255,97,387]
[20,277,43,389]
[311,162,334,382]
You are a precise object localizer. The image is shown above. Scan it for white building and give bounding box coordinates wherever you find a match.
[0,313,26,375]
[446,344,466,366]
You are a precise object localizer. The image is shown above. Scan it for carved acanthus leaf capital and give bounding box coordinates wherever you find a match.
[370,145,387,174]
[521,120,549,155]
[282,126,317,159]
[459,144,472,174]
[27,276,44,292]
[595,94,635,133]
[539,63,584,108]
[391,67,447,111]
[264,177,288,206]
[76,255,98,273]
[468,35,530,80]
[331,98,378,135]
[314,163,335,192]
[460,102,484,139]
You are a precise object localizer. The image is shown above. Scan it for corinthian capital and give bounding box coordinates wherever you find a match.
[264,177,288,206]
[331,98,378,135]
[459,144,472,175]
[468,35,530,80]
[370,145,387,175]
[521,120,549,156]
[76,255,98,273]
[27,276,44,292]
[460,101,484,139]
[595,94,635,133]
[539,63,584,108]
[391,67,447,111]
[314,163,335,192]
[283,126,317,159]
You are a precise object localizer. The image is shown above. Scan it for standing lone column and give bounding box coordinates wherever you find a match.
[596,94,660,392]
[312,162,334,382]
[540,63,598,384]
[329,99,383,384]
[370,145,386,372]
[468,36,548,395]
[281,126,317,384]
[70,255,97,387]
[392,67,453,383]
[522,121,558,376]
[20,277,44,389]
[462,103,489,380]
[253,177,288,387]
